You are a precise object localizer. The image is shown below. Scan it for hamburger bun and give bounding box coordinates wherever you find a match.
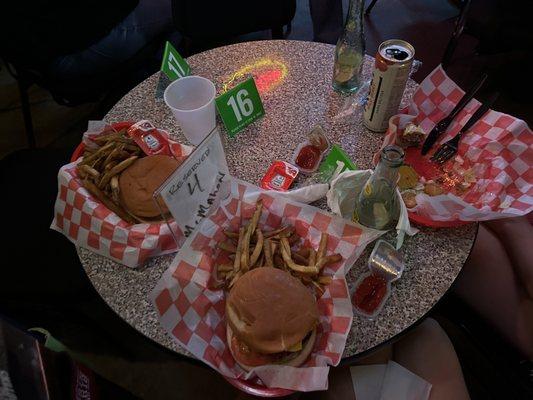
[227,325,316,372]
[119,155,182,218]
[226,268,318,357]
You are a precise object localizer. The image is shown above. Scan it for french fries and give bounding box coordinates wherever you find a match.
[76,127,143,223]
[249,230,263,266]
[83,179,135,223]
[215,200,342,294]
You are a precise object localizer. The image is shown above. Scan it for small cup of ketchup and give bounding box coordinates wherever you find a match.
[350,240,404,319]
[352,272,390,318]
[292,141,324,173]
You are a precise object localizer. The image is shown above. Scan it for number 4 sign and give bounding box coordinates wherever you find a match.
[215,77,265,137]
[161,41,191,81]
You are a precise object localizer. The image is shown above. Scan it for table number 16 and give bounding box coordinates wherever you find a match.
[216,78,265,137]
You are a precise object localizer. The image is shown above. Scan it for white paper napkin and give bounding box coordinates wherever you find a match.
[350,361,432,400]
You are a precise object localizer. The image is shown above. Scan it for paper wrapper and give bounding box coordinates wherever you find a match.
[150,179,383,392]
[381,65,533,221]
[50,121,193,268]
[327,170,417,249]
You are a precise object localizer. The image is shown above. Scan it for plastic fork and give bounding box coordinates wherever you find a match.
[431,92,499,164]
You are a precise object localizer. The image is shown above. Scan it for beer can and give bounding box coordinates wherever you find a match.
[363,40,415,132]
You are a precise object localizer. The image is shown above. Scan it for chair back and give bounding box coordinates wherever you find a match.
[172,0,296,40]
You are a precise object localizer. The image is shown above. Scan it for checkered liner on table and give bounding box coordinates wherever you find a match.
[150,180,378,391]
[381,65,533,221]
[50,124,193,268]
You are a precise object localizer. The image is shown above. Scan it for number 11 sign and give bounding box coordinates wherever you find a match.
[215,77,265,137]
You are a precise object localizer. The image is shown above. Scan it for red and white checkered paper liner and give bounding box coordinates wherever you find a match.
[50,122,193,268]
[381,65,533,221]
[150,179,381,392]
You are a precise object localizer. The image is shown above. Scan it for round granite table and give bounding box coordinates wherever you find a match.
[78,40,477,362]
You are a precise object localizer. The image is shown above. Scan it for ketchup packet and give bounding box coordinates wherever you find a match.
[127,120,172,156]
[260,160,299,191]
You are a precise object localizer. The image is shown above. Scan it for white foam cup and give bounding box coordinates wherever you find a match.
[163,76,217,145]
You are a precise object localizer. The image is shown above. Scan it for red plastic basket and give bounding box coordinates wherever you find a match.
[404,147,470,228]
[223,376,294,397]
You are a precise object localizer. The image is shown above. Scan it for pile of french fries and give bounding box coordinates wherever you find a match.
[216,200,342,294]
[76,128,142,224]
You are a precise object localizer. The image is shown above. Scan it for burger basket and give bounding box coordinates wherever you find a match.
[50,121,193,268]
[150,179,384,392]
[380,65,533,227]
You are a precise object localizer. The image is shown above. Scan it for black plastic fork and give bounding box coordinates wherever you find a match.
[431,92,499,164]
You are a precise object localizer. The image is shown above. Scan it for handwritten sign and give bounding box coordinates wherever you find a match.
[161,41,191,81]
[155,127,230,243]
[215,77,265,137]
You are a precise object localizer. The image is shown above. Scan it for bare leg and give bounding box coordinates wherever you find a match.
[307,319,470,400]
[357,344,393,365]
[484,216,533,298]
[393,319,470,400]
[454,224,533,358]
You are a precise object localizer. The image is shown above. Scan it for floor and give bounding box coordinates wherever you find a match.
[1,0,532,399]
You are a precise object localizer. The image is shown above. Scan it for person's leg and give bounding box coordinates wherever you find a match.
[453,224,533,359]
[48,0,174,80]
[484,216,533,298]
[393,319,470,400]
[304,320,468,399]
[309,0,344,44]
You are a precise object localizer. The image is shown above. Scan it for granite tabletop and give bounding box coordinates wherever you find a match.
[78,40,477,361]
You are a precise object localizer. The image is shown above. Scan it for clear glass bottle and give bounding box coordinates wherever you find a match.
[353,145,404,230]
[332,0,365,93]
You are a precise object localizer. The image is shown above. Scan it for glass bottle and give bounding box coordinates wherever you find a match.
[353,145,404,230]
[332,0,365,93]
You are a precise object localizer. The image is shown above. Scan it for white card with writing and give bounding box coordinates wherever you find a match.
[155,127,230,244]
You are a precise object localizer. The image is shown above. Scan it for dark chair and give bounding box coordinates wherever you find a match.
[171,0,296,55]
[441,0,471,69]
[364,0,472,69]
[2,32,170,148]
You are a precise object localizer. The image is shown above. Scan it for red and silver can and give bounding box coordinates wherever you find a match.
[363,40,415,132]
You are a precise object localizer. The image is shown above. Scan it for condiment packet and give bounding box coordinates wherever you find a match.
[127,120,173,156]
[260,160,299,191]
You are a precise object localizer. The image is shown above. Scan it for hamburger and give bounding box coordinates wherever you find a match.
[119,155,182,218]
[226,268,319,371]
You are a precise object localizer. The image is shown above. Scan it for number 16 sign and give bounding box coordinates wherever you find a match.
[215,77,265,137]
